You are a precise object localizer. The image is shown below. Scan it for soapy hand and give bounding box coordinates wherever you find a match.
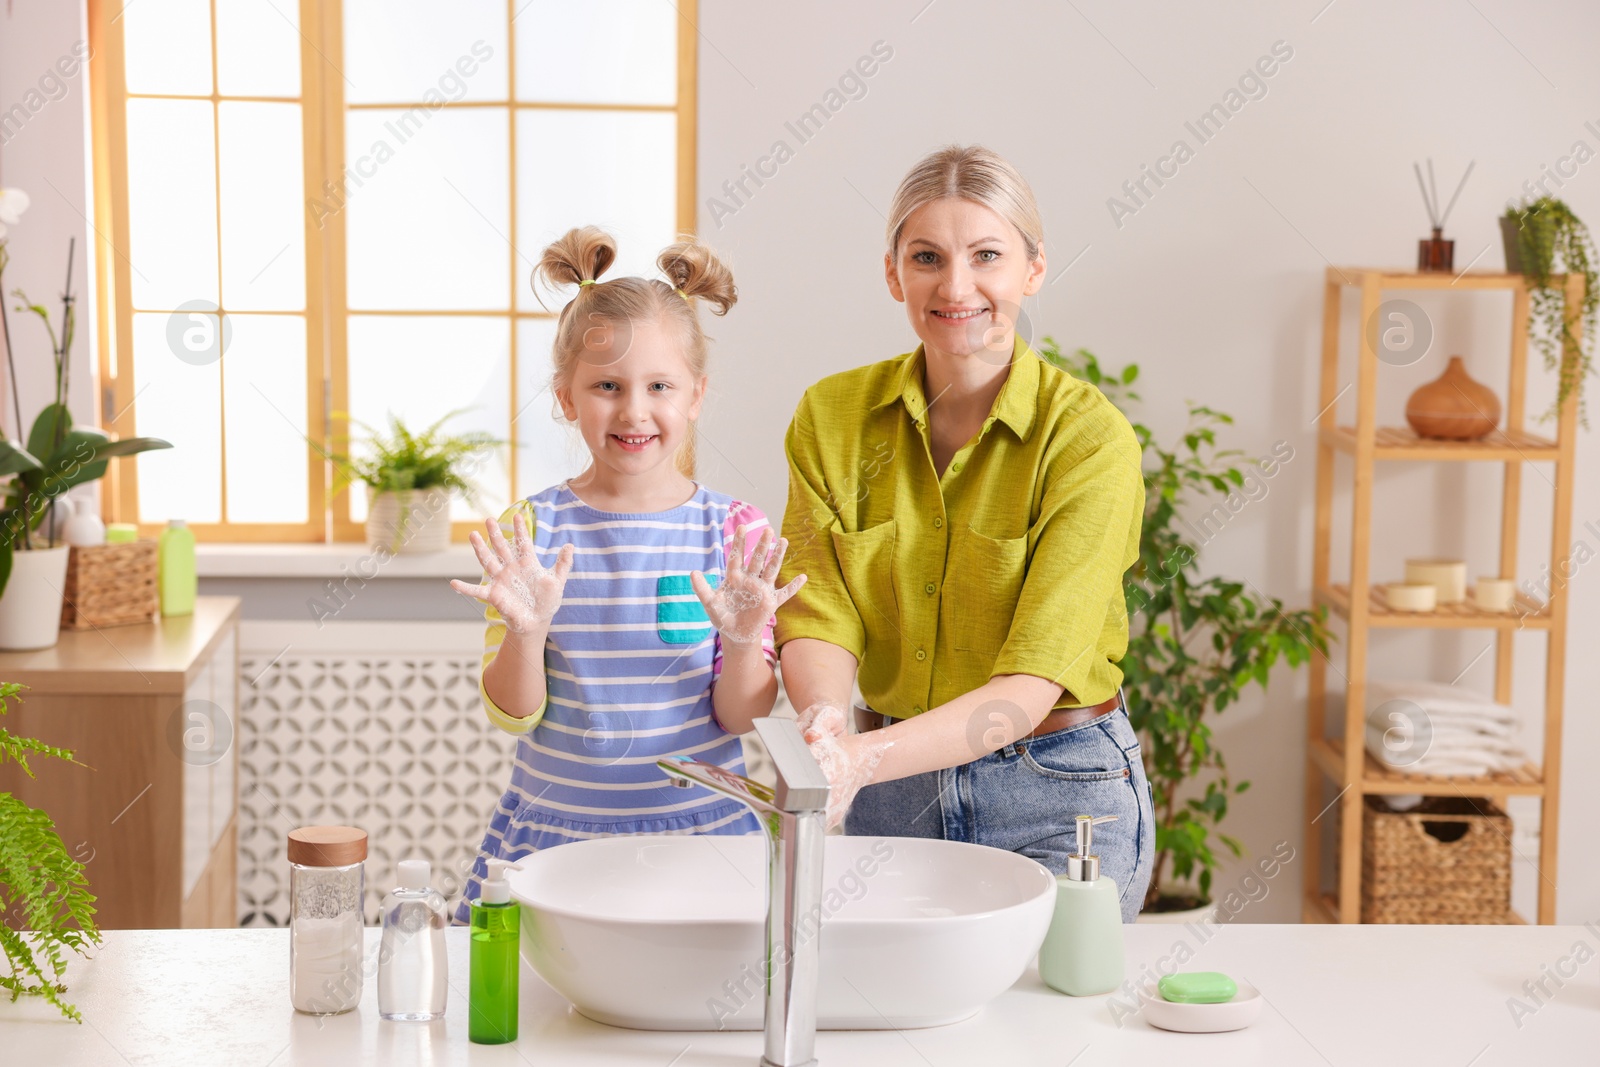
[450,511,574,634]
[795,702,892,831]
[691,525,806,649]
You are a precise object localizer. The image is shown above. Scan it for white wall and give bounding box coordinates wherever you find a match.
[3,0,1595,923]
[691,0,1600,923]
[0,1,97,464]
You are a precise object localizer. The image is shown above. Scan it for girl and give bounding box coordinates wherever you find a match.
[450,226,805,923]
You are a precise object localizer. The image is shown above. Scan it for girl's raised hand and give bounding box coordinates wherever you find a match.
[690,525,806,649]
[450,511,575,634]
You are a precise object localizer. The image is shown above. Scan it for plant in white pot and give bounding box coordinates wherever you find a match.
[0,215,171,650]
[329,410,501,554]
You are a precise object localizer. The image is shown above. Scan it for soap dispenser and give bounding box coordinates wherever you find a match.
[468,859,521,1044]
[1039,814,1125,996]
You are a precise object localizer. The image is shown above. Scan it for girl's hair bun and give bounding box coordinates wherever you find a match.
[657,238,737,316]
[535,225,618,291]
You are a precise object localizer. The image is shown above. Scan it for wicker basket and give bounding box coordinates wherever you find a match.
[1360,795,1511,923]
[59,540,160,630]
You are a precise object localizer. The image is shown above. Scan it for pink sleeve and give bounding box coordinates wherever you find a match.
[711,500,779,679]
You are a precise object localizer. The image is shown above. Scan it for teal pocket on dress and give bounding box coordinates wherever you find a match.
[657,573,717,644]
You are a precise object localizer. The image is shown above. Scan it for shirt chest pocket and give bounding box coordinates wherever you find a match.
[948,525,1028,655]
[656,573,717,644]
[831,518,898,630]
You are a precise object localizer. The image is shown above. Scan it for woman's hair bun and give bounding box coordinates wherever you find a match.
[657,238,737,316]
[535,226,618,292]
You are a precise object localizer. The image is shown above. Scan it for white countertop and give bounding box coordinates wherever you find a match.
[1,923,1593,1065]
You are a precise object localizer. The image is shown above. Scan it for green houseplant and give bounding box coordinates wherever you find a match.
[1500,197,1598,429]
[0,681,100,1022]
[0,207,171,649]
[327,409,501,554]
[1040,339,1335,914]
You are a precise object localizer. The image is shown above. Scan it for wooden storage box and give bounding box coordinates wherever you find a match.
[1360,795,1512,923]
[60,540,160,629]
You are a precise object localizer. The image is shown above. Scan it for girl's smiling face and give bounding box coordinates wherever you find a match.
[555,316,706,478]
[884,197,1046,363]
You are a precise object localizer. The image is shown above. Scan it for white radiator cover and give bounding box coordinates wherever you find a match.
[238,621,506,927]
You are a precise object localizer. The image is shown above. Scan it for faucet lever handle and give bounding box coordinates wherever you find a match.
[754,716,831,814]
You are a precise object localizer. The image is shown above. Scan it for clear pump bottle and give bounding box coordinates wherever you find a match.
[1038,814,1126,996]
[377,858,449,1021]
[469,859,520,1044]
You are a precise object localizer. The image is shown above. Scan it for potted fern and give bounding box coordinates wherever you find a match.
[1039,340,1335,918]
[0,209,171,649]
[328,410,501,554]
[0,681,100,1021]
[1499,197,1598,429]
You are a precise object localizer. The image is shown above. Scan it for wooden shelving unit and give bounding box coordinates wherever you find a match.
[1302,267,1583,926]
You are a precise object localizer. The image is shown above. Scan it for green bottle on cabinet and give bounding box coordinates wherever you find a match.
[158,519,196,616]
[1038,814,1126,996]
[469,859,520,1044]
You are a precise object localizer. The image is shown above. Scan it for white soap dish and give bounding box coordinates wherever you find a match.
[1143,981,1262,1033]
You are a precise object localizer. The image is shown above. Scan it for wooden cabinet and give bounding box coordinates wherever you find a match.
[0,597,240,928]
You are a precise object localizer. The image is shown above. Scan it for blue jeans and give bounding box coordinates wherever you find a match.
[844,689,1155,922]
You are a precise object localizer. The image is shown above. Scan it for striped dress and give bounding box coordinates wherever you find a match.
[453,481,771,923]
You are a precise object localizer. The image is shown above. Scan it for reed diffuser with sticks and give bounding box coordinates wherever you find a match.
[1414,158,1474,272]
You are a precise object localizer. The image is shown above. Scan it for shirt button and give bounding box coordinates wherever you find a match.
[912,706,923,715]
[932,516,943,528]
[924,582,936,595]
[951,461,963,473]
[915,649,927,661]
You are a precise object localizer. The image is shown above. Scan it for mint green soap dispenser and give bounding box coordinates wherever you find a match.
[1039,814,1125,996]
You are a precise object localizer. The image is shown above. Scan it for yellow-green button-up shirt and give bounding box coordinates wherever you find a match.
[774,335,1144,715]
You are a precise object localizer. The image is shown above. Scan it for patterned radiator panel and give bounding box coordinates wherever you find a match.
[238,623,514,926]
[237,622,779,927]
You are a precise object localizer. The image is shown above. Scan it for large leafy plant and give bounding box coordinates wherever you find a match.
[1502,197,1597,429]
[0,220,171,596]
[1040,339,1334,911]
[0,681,100,1021]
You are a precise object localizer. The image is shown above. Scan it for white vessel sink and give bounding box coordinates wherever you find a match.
[507,834,1057,1031]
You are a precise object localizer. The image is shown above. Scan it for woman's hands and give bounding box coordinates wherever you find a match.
[450,511,575,634]
[795,701,893,831]
[691,525,806,649]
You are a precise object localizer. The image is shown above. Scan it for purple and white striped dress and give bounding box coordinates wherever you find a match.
[454,481,771,922]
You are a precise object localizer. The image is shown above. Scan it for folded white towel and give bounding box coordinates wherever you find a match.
[1367,678,1516,722]
[1366,705,1519,742]
[1363,724,1527,777]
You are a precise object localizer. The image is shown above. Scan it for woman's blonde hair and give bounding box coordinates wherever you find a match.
[533,226,737,478]
[885,145,1043,261]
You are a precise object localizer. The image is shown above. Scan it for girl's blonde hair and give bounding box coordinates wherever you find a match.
[533,227,737,478]
[885,144,1043,261]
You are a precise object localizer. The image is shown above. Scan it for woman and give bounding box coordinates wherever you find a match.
[775,145,1154,921]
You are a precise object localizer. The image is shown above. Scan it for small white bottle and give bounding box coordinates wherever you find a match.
[62,498,106,547]
[377,858,449,1021]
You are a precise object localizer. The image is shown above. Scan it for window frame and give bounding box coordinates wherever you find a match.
[87,0,700,542]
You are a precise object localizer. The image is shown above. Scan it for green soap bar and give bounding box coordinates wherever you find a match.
[1158,972,1237,1004]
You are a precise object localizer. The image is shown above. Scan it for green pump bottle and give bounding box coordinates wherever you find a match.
[469,859,520,1044]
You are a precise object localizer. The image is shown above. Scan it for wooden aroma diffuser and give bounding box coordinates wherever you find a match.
[1405,356,1501,439]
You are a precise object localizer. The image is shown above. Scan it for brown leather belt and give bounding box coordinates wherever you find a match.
[852,690,1122,740]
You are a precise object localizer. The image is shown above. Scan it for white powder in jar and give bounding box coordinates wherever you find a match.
[291,911,364,1013]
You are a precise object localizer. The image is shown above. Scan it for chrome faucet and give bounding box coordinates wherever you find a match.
[659,715,831,1067]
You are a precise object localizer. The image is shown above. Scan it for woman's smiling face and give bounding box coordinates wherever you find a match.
[884,197,1046,363]
[555,316,706,478]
